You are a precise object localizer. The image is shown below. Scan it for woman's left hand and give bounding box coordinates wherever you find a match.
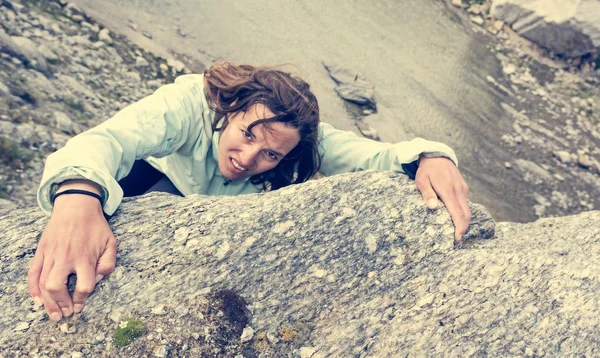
[414,156,471,244]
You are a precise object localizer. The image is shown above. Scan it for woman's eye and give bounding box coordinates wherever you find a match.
[266,151,278,160]
[241,130,252,140]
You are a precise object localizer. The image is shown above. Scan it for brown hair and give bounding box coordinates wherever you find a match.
[204,61,321,190]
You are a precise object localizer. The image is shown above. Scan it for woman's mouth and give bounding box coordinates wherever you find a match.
[230,158,248,173]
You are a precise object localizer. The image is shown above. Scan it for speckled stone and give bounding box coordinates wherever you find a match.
[1,171,598,356]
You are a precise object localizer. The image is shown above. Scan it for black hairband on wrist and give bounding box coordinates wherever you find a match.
[51,189,103,206]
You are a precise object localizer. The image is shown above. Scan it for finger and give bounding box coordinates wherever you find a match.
[39,258,62,321]
[72,264,96,314]
[433,184,468,243]
[456,186,472,238]
[96,236,117,275]
[415,175,439,209]
[28,248,45,307]
[45,263,74,319]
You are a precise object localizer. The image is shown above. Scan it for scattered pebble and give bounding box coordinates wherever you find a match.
[470,16,484,25]
[153,345,168,358]
[92,333,105,345]
[152,305,168,315]
[299,346,317,358]
[240,326,254,342]
[14,322,29,332]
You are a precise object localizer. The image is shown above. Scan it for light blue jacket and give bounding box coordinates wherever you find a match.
[37,74,458,216]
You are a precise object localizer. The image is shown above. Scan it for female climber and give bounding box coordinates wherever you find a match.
[28,61,470,321]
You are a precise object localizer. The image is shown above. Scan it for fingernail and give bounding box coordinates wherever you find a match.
[74,304,84,313]
[61,307,72,317]
[427,199,437,208]
[33,296,43,307]
[50,312,62,321]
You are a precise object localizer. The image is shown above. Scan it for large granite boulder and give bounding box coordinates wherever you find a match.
[1,171,599,357]
[491,0,600,58]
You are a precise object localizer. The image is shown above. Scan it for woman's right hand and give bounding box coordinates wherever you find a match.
[28,181,117,321]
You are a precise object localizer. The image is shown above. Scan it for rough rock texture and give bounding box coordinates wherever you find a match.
[0,0,193,205]
[323,63,376,109]
[2,171,599,357]
[491,0,600,58]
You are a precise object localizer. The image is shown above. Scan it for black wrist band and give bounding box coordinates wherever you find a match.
[51,189,103,206]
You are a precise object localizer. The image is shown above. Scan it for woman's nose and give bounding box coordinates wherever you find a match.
[240,146,260,167]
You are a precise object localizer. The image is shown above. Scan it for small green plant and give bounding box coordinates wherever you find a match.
[0,137,33,169]
[113,317,147,347]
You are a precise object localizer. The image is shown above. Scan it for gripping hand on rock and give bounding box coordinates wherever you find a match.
[28,180,117,321]
[414,156,471,244]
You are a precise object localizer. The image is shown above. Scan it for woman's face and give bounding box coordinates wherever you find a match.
[217,104,301,181]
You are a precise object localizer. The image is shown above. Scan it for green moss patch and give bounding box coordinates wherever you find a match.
[113,317,147,348]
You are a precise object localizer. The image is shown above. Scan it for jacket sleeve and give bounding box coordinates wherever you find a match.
[37,75,210,216]
[318,122,458,178]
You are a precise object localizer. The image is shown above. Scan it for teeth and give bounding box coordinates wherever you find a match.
[231,158,247,171]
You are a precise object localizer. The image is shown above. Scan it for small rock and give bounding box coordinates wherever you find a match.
[504,162,511,169]
[135,56,150,68]
[59,323,69,333]
[167,58,186,73]
[98,28,113,45]
[146,80,163,90]
[153,345,168,358]
[266,331,279,344]
[71,15,84,23]
[143,32,153,39]
[37,44,59,63]
[0,81,10,96]
[578,153,593,168]
[355,121,380,140]
[467,4,482,14]
[124,72,142,82]
[470,15,484,25]
[152,305,168,316]
[191,332,200,340]
[53,111,74,134]
[71,352,83,358]
[15,123,35,143]
[554,151,572,164]
[493,20,505,32]
[240,326,254,343]
[109,308,123,323]
[502,64,517,75]
[92,333,105,345]
[14,322,29,332]
[129,22,139,31]
[50,23,63,35]
[299,346,317,358]
[175,304,189,317]
[451,0,462,7]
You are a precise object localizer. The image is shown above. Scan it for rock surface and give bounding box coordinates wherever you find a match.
[323,63,376,109]
[1,171,599,357]
[0,0,191,205]
[491,0,600,58]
